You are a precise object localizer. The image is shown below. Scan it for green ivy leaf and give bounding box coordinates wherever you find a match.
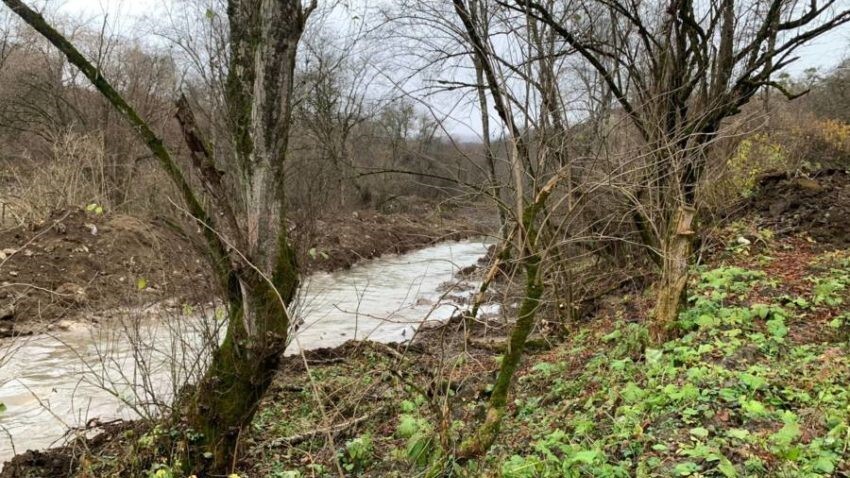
[717,458,738,477]
[696,314,719,329]
[741,399,767,417]
[766,318,788,339]
[769,421,800,447]
[740,373,767,391]
[751,303,770,319]
[621,382,645,403]
[569,449,601,465]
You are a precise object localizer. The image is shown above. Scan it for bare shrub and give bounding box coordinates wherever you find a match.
[1,131,107,225]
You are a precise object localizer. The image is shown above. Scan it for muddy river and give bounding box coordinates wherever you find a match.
[0,239,491,464]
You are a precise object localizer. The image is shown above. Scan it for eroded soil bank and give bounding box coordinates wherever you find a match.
[0,202,492,337]
[747,169,850,247]
[5,171,850,477]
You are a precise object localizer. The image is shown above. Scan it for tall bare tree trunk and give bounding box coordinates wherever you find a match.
[473,56,507,235]
[187,0,308,471]
[469,0,506,238]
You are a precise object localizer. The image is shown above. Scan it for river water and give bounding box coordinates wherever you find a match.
[0,239,490,464]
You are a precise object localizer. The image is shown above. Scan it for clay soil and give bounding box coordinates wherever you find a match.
[748,169,850,248]
[0,202,491,337]
[8,171,850,477]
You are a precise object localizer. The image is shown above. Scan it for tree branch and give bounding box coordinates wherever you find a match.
[175,94,245,251]
[509,0,650,140]
[2,0,236,293]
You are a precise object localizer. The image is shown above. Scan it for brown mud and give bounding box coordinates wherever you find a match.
[8,172,850,477]
[0,210,207,338]
[0,203,491,337]
[749,169,850,248]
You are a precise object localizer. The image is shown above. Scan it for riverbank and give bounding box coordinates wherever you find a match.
[9,221,850,477]
[235,172,850,477]
[0,238,496,475]
[240,227,850,478]
[0,201,493,337]
[4,172,850,477]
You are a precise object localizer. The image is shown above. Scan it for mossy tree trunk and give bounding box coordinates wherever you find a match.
[457,172,564,459]
[180,0,314,471]
[2,0,316,474]
[189,263,298,472]
[451,0,568,460]
[458,238,542,458]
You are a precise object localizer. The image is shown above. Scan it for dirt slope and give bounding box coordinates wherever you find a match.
[0,204,492,337]
[749,169,850,247]
[0,210,207,337]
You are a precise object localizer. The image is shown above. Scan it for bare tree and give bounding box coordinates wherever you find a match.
[0,8,13,71]
[295,29,375,207]
[807,58,850,123]
[1,0,316,474]
[467,0,510,234]
[517,0,850,341]
[446,0,550,459]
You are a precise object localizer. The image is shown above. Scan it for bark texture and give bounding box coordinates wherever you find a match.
[2,0,315,473]
[650,206,695,343]
[186,0,312,472]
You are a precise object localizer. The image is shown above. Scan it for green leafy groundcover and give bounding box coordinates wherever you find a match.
[498,262,850,478]
[240,244,849,478]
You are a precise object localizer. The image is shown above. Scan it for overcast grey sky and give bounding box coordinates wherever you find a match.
[48,0,850,139]
[56,0,850,68]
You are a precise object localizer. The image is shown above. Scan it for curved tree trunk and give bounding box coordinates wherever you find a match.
[458,247,542,458]
[457,170,566,460]
[186,0,310,472]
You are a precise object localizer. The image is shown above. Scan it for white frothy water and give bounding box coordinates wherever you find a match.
[0,239,490,464]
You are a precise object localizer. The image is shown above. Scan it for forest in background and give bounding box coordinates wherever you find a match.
[1,0,850,476]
